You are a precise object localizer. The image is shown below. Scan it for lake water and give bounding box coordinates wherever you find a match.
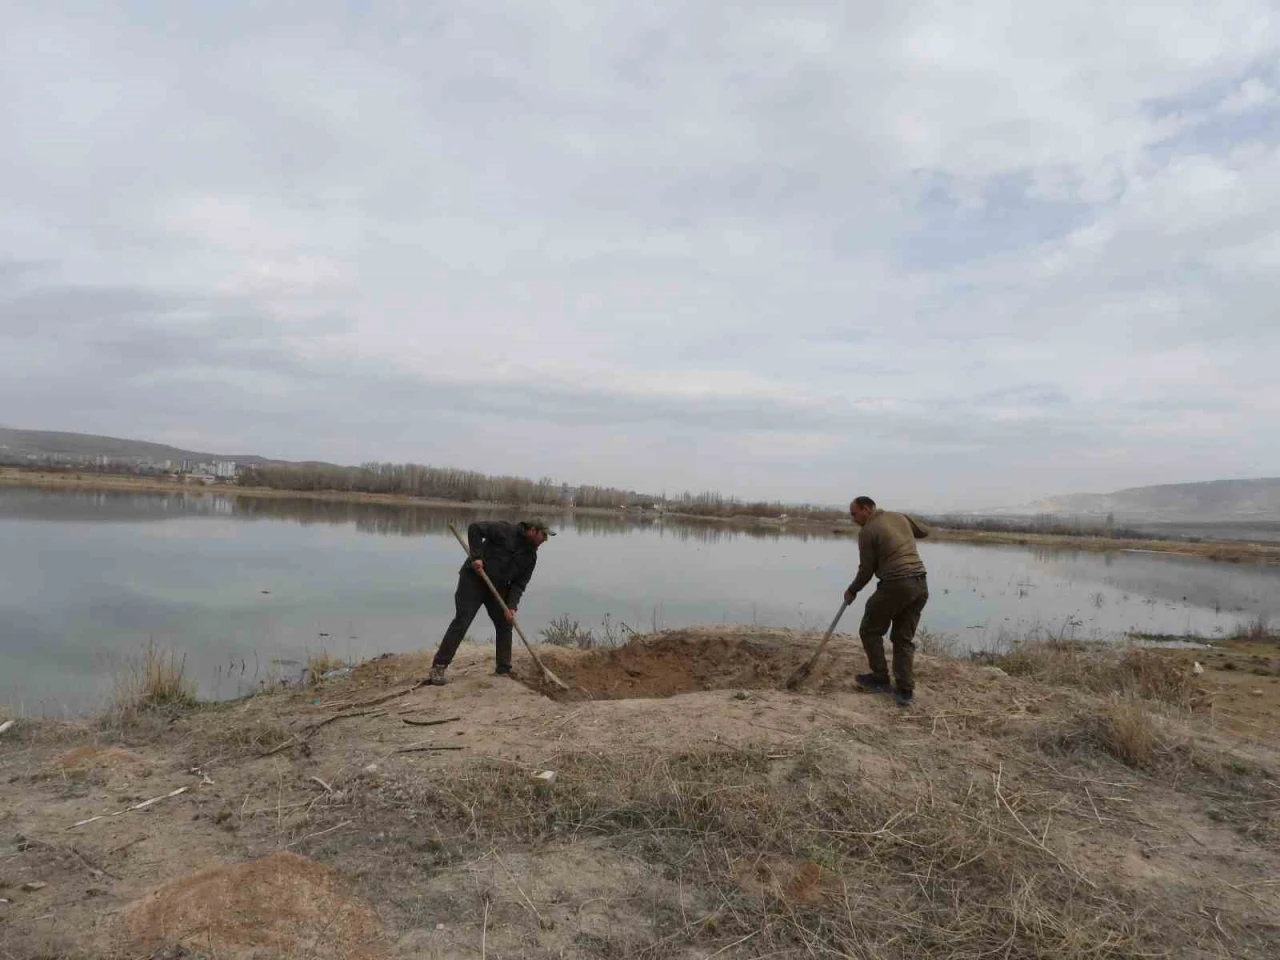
[3,487,1277,713]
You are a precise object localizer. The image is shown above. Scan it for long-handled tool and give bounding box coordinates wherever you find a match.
[448,523,570,691]
[784,600,849,690]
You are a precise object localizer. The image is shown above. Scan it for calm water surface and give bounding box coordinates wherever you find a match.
[3,488,1277,713]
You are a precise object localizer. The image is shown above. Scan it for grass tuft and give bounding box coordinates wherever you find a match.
[916,628,960,657]
[539,614,598,649]
[109,640,198,722]
[1233,613,1275,642]
[1032,698,1280,848]
[976,639,1204,708]
[1039,695,1167,770]
[306,650,347,683]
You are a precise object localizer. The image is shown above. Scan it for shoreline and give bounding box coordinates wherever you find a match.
[922,525,1280,563]
[4,467,1280,564]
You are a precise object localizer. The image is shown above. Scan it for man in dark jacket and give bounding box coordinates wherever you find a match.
[844,496,930,706]
[427,518,554,685]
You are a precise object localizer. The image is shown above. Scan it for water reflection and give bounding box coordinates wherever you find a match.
[233,494,845,544]
[0,486,846,544]
[0,487,224,523]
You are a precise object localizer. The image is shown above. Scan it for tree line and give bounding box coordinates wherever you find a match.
[237,461,845,522]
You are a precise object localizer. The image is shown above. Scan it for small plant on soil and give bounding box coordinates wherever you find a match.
[916,629,960,657]
[1234,614,1274,642]
[306,650,347,682]
[110,639,198,721]
[540,614,597,649]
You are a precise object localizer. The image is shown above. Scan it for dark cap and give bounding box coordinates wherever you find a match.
[527,517,557,536]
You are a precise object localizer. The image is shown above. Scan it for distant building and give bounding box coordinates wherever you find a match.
[214,460,238,479]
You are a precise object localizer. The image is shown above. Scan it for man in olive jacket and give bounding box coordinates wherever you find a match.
[427,518,554,685]
[844,496,930,705]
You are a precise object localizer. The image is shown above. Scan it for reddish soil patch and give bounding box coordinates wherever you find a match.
[116,852,386,959]
[738,856,839,905]
[525,630,836,701]
[55,745,148,769]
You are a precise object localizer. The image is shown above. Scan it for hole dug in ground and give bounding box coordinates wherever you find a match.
[520,629,863,701]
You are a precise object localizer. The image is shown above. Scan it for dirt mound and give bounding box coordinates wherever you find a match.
[116,852,386,960]
[55,745,148,769]
[525,630,848,700]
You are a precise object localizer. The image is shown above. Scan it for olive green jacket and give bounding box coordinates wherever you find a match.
[849,509,929,594]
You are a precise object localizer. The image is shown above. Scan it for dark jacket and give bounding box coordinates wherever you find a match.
[460,520,539,608]
[849,509,929,594]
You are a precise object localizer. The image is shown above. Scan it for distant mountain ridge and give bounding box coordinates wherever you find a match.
[0,426,275,467]
[997,478,1280,523]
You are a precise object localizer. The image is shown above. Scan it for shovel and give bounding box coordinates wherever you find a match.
[447,523,570,691]
[784,600,849,690]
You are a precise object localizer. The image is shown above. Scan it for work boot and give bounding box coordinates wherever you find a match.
[894,688,914,707]
[426,664,449,686]
[493,666,513,678]
[855,672,891,693]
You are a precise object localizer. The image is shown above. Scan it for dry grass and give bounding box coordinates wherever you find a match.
[539,614,599,649]
[108,640,198,723]
[1234,614,1276,642]
[916,628,961,657]
[977,639,1205,708]
[1032,698,1280,850]
[1039,695,1170,770]
[188,714,294,760]
[307,650,348,682]
[331,739,1272,959]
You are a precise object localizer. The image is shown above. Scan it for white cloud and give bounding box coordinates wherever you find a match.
[1220,77,1278,113]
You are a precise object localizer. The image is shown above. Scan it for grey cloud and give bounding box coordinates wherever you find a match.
[969,384,1072,408]
[0,259,50,283]
[1,278,1083,448]
[2,2,1278,509]
[1,286,183,333]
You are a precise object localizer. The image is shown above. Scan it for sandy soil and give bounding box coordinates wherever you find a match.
[1153,635,1280,739]
[1,630,1277,958]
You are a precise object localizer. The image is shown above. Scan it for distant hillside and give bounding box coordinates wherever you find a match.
[0,426,273,466]
[1004,478,1280,523]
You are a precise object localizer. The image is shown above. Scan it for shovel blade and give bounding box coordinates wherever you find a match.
[784,657,817,690]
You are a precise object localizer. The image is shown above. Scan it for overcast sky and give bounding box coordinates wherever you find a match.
[2,2,1278,510]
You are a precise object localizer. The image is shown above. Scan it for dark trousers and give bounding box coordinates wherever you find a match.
[860,575,928,693]
[432,572,513,671]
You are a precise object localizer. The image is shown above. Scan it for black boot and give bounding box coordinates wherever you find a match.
[855,672,891,693]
